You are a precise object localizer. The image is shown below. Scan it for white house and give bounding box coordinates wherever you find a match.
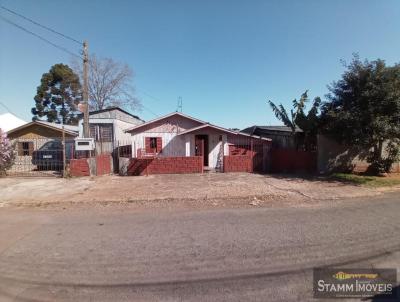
[124,112,271,174]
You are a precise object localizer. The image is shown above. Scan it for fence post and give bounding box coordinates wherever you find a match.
[250,139,254,173]
[62,124,66,178]
[201,139,204,173]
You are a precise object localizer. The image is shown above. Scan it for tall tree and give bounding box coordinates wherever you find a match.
[320,55,400,174]
[32,64,82,124]
[72,54,141,111]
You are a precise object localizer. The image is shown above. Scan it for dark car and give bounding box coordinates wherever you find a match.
[32,140,74,170]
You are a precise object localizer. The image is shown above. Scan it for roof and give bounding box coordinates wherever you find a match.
[177,123,271,141]
[0,113,27,132]
[125,112,208,133]
[124,111,271,141]
[35,121,79,134]
[242,125,303,135]
[89,107,144,122]
[7,120,79,136]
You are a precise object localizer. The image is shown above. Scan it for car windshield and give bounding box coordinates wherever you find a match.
[39,141,62,151]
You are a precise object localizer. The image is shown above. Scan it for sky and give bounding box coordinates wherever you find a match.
[0,0,399,129]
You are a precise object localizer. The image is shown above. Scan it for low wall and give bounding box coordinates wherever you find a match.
[223,155,252,172]
[127,156,203,176]
[317,135,400,174]
[69,158,90,177]
[270,149,317,173]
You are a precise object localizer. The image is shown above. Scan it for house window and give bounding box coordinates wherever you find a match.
[145,137,162,154]
[18,141,34,156]
[89,124,113,142]
[149,137,157,149]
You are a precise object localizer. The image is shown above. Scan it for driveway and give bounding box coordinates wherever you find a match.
[0,173,397,208]
[0,192,399,301]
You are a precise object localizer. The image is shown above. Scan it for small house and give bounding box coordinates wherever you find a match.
[78,107,144,154]
[123,112,271,175]
[6,121,79,175]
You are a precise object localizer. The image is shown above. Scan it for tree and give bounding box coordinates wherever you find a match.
[32,64,82,124]
[72,54,141,111]
[320,55,400,174]
[0,129,15,176]
[268,91,321,149]
[268,91,309,135]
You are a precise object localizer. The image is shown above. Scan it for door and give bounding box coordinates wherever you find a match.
[195,135,209,166]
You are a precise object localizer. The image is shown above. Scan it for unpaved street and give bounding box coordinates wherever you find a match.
[0,192,399,301]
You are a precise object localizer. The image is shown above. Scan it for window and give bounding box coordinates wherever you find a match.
[89,124,113,142]
[99,125,113,142]
[18,141,34,156]
[145,137,162,154]
[149,137,157,149]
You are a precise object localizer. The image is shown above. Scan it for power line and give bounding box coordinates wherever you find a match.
[137,89,163,103]
[0,101,20,117]
[0,7,162,119]
[141,104,159,117]
[0,5,82,45]
[0,15,82,59]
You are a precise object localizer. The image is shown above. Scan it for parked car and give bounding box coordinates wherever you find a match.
[32,140,74,170]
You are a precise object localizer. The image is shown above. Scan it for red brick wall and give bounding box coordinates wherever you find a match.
[96,155,111,175]
[128,156,203,176]
[270,149,316,173]
[223,155,253,172]
[69,158,90,177]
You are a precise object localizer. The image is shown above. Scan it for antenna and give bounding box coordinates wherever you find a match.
[177,96,183,112]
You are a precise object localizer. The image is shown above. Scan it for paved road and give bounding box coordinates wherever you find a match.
[0,192,399,301]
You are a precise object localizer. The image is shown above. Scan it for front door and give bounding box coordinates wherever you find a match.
[195,135,209,166]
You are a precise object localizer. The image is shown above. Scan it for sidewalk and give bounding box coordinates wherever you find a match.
[1,173,397,209]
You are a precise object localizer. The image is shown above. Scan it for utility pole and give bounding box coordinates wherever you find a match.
[62,122,66,177]
[83,40,89,137]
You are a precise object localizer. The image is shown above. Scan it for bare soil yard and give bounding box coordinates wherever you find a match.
[1,173,399,209]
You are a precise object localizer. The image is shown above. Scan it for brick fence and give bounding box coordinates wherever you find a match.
[69,158,90,177]
[223,155,253,172]
[128,156,203,176]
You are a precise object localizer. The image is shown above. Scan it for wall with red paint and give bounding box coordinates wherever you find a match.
[96,155,112,175]
[270,149,316,173]
[69,159,90,177]
[223,155,252,172]
[128,156,203,175]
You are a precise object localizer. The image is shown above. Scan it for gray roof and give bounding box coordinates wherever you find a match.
[88,107,144,122]
[242,125,303,135]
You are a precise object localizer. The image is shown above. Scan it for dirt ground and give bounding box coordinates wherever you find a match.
[1,173,399,209]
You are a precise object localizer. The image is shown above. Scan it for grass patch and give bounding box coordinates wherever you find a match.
[331,173,400,188]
